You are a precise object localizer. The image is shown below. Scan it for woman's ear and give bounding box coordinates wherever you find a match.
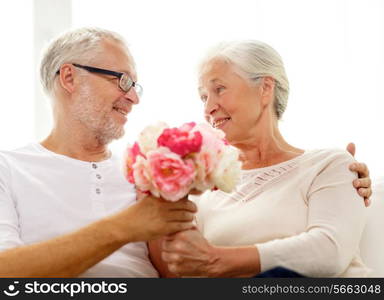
[260,76,276,107]
[57,64,76,94]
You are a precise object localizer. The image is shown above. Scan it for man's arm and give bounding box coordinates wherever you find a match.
[0,196,196,277]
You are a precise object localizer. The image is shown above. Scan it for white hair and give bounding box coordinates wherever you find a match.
[199,40,289,120]
[39,27,133,96]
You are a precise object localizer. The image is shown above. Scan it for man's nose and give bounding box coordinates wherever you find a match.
[123,87,140,104]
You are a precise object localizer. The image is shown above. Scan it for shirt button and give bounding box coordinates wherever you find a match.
[96,188,101,194]
[92,163,97,169]
[96,174,102,179]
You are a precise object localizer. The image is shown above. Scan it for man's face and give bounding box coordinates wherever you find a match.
[71,39,139,144]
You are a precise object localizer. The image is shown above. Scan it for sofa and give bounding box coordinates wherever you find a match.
[360,178,384,277]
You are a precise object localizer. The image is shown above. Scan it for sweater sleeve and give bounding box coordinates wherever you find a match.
[0,155,23,251]
[255,151,366,277]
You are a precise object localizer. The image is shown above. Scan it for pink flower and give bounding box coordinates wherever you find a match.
[147,147,196,202]
[133,156,155,194]
[179,122,197,131]
[191,123,226,190]
[123,142,144,184]
[193,151,216,191]
[157,123,202,157]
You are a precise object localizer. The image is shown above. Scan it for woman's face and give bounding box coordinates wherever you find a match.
[198,59,265,144]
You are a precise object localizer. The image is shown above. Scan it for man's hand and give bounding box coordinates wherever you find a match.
[346,143,372,206]
[115,195,197,243]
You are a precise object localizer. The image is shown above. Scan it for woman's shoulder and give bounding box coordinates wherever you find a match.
[303,148,355,166]
[301,148,357,185]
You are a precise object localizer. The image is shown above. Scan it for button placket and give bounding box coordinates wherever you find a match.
[90,162,105,216]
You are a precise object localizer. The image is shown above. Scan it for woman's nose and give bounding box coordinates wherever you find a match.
[204,97,219,117]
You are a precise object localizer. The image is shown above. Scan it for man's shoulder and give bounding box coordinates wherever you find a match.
[0,143,40,155]
[0,144,40,181]
[0,143,41,162]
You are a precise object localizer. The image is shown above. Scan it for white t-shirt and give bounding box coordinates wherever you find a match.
[194,149,369,277]
[0,143,158,277]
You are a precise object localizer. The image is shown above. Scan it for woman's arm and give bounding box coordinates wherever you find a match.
[256,151,366,277]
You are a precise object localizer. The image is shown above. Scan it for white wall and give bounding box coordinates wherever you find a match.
[34,0,72,140]
[0,0,34,150]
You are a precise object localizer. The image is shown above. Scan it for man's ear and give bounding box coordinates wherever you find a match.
[260,76,275,107]
[58,64,76,94]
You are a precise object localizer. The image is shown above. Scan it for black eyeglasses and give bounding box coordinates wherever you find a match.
[56,63,143,96]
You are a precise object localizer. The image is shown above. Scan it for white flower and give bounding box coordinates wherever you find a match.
[212,146,242,193]
[137,122,169,154]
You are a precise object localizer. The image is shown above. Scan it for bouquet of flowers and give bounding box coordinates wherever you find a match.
[123,122,242,202]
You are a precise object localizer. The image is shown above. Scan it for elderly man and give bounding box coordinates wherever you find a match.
[0,28,371,277]
[0,28,196,277]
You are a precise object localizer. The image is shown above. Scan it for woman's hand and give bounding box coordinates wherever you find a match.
[161,228,219,277]
[346,143,372,206]
[161,229,261,277]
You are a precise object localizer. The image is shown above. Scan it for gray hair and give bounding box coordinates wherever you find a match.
[199,40,289,120]
[40,27,133,95]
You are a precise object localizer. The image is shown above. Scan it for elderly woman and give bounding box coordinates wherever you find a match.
[149,40,370,277]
